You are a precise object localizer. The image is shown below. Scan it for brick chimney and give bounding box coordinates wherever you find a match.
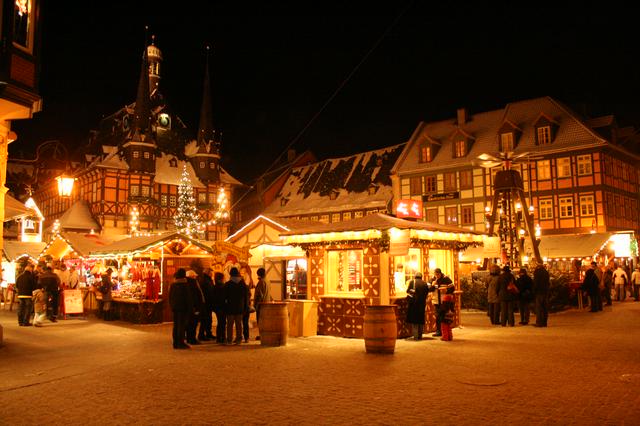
[457,108,468,125]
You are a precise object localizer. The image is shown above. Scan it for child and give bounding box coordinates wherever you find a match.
[440,285,455,341]
[32,287,47,327]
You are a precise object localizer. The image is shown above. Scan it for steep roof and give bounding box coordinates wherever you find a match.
[88,232,214,256]
[58,200,101,232]
[3,194,36,221]
[395,96,619,174]
[263,143,405,217]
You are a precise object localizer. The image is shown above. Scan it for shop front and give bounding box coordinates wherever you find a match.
[280,213,483,339]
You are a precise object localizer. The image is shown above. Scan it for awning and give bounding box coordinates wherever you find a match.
[40,232,117,259]
[532,233,612,259]
[2,241,46,262]
[3,195,36,222]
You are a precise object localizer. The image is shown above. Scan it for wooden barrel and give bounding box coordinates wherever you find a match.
[363,305,397,354]
[259,302,289,346]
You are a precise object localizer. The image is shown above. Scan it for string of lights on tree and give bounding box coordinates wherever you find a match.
[174,164,202,237]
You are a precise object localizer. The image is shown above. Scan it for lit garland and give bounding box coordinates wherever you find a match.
[129,206,140,236]
[195,185,230,232]
[174,164,202,237]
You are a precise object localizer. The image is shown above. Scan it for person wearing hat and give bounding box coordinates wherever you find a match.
[99,268,114,321]
[405,272,429,340]
[516,267,534,325]
[224,267,249,344]
[185,270,205,345]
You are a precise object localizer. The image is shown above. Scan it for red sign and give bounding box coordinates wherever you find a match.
[395,199,423,219]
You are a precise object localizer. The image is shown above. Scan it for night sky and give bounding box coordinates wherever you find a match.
[9,2,640,183]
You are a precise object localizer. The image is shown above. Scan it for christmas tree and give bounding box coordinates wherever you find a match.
[174,164,202,236]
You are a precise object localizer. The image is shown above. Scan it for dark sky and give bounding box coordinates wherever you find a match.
[10,1,640,183]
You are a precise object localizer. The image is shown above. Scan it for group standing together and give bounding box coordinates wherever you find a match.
[405,267,456,341]
[582,260,639,312]
[169,266,271,350]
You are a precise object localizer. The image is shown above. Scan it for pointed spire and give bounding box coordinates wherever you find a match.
[133,43,151,134]
[197,45,215,151]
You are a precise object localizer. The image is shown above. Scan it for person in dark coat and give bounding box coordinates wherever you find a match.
[430,268,452,337]
[99,268,114,321]
[38,266,61,322]
[486,264,501,325]
[185,270,205,345]
[197,268,215,341]
[440,285,456,341]
[212,272,227,344]
[224,267,249,345]
[16,263,36,326]
[497,265,517,327]
[602,263,614,306]
[253,267,272,341]
[516,267,534,325]
[582,262,602,312]
[405,272,429,340]
[532,264,550,327]
[169,268,192,349]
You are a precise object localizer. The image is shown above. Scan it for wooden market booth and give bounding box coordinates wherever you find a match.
[279,213,484,339]
[85,232,219,323]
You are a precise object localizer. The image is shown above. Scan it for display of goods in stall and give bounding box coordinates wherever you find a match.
[113,280,146,300]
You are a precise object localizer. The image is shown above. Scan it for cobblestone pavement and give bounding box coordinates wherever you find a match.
[0,301,638,425]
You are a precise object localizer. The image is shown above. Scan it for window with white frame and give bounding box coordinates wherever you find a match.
[537,160,551,180]
[169,195,177,207]
[343,212,352,221]
[161,194,168,207]
[198,193,207,203]
[130,185,140,196]
[539,199,553,219]
[141,186,150,197]
[445,206,457,225]
[133,151,140,159]
[559,197,574,218]
[579,194,595,216]
[500,133,514,152]
[425,175,437,193]
[537,126,551,145]
[354,211,364,219]
[143,151,150,159]
[577,155,592,175]
[557,157,571,178]
[419,145,432,163]
[331,213,341,223]
[319,214,329,224]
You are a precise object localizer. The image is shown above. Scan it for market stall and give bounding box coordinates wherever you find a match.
[280,213,484,339]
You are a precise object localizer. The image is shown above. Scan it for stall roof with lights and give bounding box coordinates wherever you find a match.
[87,232,215,257]
[2,241,46,262]
[41,232,117,259]
[3,194,37,222]
[280,212,485,244]
[532,233,613,260]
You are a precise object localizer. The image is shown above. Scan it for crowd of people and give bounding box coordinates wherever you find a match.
[169,266,271,350]
[581,260,639,311]
[14,261,80,327]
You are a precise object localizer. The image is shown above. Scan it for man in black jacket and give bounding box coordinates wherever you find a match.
[430,268,452,337]
[224,267,249,345]
[533,264,550,327]
[582,262,602,312]
[169,268,192,349]
[16,263,36,326]
[38,266,61,322]
[406,272,429,340]
[197,268,215,342]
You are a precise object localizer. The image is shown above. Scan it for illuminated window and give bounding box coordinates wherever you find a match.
[539,198,553,219]
[354,211,363,219]
[559,197,573,218]
[209,162,216,169]
[169,195,177,207]
[169,158,178,168]
[461,205,473,225]
[198,193,207,203]
[133,151,140,159]
[580,194,595,216]
[454,140,466,158]
[537,160,551,180]
[141,186,150,197]
[425,175,437,193]
[459,170,473,189]
[343,212,352,221]
[144,151,150,159]
[577,155,592,175]
[393,248,422,294]
[319,214,329,224]
[161,194,168,207]
[500,133,514,152]
[13,0,32,50]
[443,172,456,191]
[331,213,341,222]
[537,126,551,145]
[130,185,140,196]
[419,145,432,163]
[199,161,205,169]
[557,157,571,178]
[328,250,362,292]
[445,206,457,225]
[329,190,339,200]
[310,216,318,221]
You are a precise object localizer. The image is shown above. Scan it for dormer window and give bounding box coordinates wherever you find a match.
[376,156,383,167]
[199,161,205,169]
[454,140,467,158]
[209,162,216,169]
[537,126,551,145]
[143,151,150,159]
[169,158,178,168]
[500,133,514,152]
[133,151,140,159]
[329,190,339,200]
[420,145,432,163]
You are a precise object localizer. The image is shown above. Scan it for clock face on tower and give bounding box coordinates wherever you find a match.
[158,113,170,128]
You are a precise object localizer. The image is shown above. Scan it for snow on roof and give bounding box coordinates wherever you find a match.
[4,194,38,222]
[2,241,46,262]
[58,200,101,231]
[88,232,214,256]
[220,166,243,186]
[225,214,317,243]
[59,232,116,257]
[263,143,405,217]
[93,146,129,170]
[155,154,205,188]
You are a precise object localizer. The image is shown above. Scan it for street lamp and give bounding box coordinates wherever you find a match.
[56,175,75,197]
